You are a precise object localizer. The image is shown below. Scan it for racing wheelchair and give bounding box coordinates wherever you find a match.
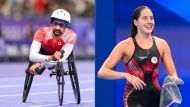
[22,51,81,106]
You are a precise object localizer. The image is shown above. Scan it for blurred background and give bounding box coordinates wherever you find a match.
[115,0,190,107]
[0,0,95,62]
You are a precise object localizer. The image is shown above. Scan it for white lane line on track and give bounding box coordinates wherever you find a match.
[30,100,95,107]
[0,80,94,88]
[0,75,94,81]
[0,88,94,97]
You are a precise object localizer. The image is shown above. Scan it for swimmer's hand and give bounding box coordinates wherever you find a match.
[126,73,146,90]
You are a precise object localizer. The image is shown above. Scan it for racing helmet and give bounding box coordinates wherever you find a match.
[50,9,71,27]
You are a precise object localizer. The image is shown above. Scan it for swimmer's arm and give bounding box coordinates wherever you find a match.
[161,40,178,78]
[97,42,130,80]
[97,41,146,90]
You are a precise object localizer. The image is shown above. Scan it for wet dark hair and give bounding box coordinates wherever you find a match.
[130,6,153,37]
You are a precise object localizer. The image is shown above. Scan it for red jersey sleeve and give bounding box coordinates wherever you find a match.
[33,28,46,43]
[65,28,77,44]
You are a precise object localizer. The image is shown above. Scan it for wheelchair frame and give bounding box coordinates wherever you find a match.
[22,51,81,105]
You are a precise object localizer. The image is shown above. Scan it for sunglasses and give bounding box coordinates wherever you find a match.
[52,21,66,28]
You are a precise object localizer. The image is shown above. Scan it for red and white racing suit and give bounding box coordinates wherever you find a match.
[29,27,77,64]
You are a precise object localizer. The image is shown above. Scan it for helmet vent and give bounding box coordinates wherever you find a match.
[60,11,65,16]
[51,9,71,24]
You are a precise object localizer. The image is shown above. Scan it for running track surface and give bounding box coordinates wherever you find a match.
[0,60,95,107]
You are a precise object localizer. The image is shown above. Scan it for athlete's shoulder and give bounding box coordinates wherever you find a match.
[153,36,167,44]
[118,37,133,45]
[33,27,51,41]
[35,26,51,34]
[116,37,133,48]
[43,26,52,31]
[65,28,77,37]
[64,28,77,44]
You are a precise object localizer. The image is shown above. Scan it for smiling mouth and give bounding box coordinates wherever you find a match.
[145,25,153,29]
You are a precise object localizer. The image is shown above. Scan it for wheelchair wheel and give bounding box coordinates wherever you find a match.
[22,74,34,102]
[56,61,65,106]
[68,52,81,104]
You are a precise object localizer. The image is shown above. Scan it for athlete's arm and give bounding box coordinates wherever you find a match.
[98,39,146,90]
[60,43,74,61]
[59,28,76,61]
[29,40,49,62]
[98,41,128,79]
[161,40,178,78]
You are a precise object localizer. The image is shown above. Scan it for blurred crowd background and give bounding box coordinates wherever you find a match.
[0,0,94,62]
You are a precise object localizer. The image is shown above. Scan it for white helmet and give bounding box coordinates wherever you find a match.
[50,9,71,27]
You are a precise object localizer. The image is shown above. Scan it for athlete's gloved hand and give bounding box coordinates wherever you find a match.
[29,62,41,75]
[51,50,65,61]
[60,50,65,58]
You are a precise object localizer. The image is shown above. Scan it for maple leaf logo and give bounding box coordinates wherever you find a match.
[142,61,154,73]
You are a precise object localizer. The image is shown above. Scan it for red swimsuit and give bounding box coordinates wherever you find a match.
[123,37,161,107]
